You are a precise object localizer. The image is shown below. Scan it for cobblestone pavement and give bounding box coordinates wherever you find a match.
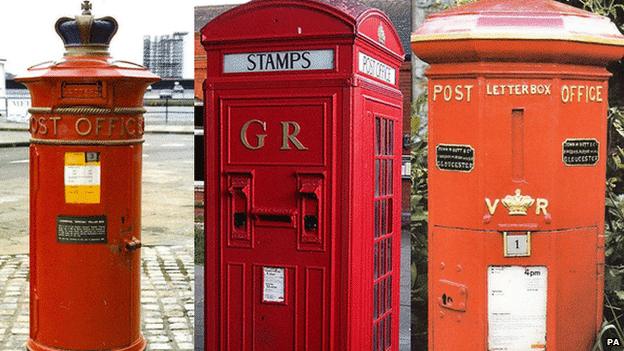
[0,245,194,351]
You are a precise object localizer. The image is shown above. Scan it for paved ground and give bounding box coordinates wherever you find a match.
[193,229,411,351]
[0,245,194,350]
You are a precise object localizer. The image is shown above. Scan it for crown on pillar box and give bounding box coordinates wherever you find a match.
[502,189,535,216]
[54,1,118,56]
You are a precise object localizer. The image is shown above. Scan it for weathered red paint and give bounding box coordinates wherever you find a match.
[16,5,158,351]
[412,0,624,350]
[201,0,404,350]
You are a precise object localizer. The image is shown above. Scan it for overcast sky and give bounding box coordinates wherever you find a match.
[0,0,248,79]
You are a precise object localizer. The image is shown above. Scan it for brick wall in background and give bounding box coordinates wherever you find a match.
[194,32,205,101]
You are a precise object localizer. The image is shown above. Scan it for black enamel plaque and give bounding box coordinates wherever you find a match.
[436,144,474,172]
[57,215,107,243]
[562,139,599,166]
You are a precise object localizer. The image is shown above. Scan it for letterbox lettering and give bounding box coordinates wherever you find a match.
[29,115,144,138]
[561,84,603,103]
[75,117,92,136]
[486,83,551,96]
[432,84,473,102]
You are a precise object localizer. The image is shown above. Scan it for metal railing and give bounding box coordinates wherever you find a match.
[0,96,194,126]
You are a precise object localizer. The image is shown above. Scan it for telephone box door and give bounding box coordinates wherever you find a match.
[365,97,402,351]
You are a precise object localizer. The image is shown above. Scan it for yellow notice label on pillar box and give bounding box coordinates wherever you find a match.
[64,152,101,204]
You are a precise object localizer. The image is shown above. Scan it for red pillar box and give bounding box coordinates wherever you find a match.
[411,1,624,350]
[201,0,404,349]
[16,2,158,350]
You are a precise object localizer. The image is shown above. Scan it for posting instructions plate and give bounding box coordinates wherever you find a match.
[263,267,285,303]
[488,266,547,351]
[57,215,107,243]
[64,151,101,204]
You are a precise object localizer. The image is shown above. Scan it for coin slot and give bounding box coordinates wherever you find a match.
[256,214,292,223]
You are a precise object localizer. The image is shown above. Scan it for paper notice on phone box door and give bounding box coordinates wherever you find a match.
[263,267,285,303]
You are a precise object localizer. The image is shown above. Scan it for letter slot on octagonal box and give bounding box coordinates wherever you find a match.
[411,1,624,350]
[16,3,158,351]
[201,0,404,350]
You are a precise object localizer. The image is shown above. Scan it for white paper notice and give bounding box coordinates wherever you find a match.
[64,165,101,185]
[263,267,285,303]
[488,266,547,351]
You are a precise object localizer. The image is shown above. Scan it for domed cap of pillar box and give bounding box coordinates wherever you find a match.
[411,0,624,65]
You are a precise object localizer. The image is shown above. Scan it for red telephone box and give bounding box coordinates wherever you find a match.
[16,3,158,350]
[201,1,404,349]
[412,0,624,350]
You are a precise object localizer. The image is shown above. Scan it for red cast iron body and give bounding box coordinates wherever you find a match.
[412,1,624,350]
[201,0,404,350]
[16,4,158,351]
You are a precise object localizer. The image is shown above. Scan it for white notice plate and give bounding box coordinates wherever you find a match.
[224,50,334,73]
[488,266,547,351]
[503,232,531,257]
[358,52,396,85]
[263,267,285,303]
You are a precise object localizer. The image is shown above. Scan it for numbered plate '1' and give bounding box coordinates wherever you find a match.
[503,231,531,257]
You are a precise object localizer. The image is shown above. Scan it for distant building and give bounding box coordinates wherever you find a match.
[143,32,188,79]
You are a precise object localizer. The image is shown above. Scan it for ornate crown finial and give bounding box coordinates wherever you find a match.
[501,189,535,216]
[377,23,386,45]
[54,1,118,56]
[81,1,92,15]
